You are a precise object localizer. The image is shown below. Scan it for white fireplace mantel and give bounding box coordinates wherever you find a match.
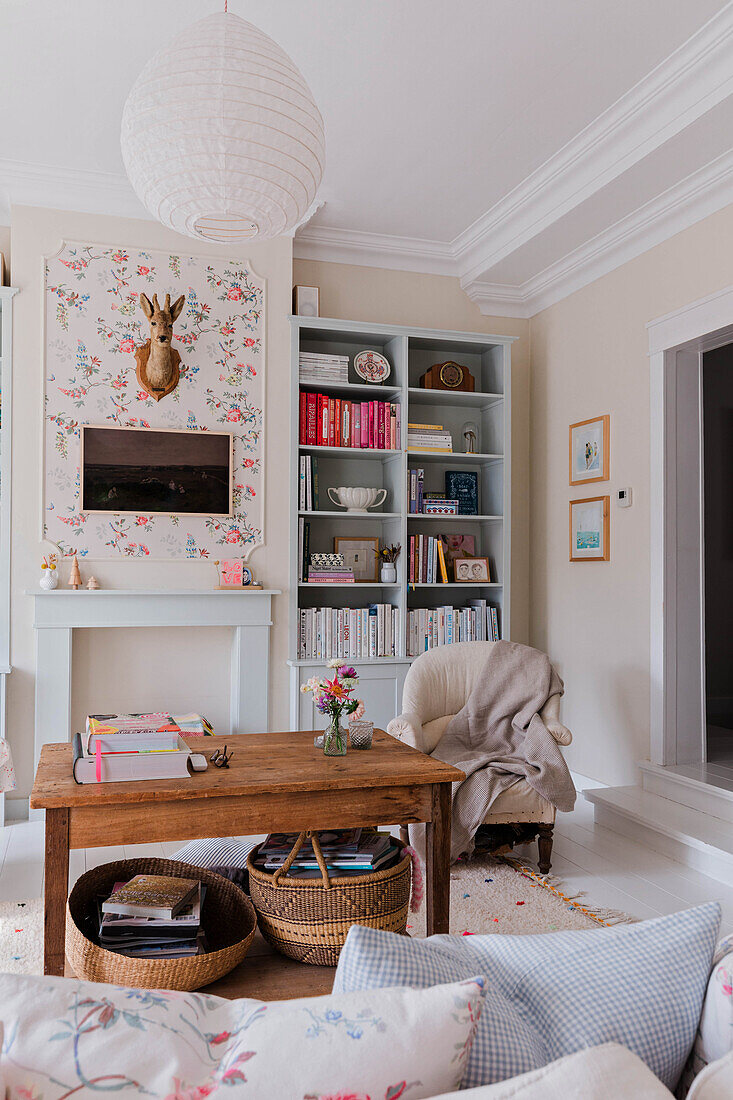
[30,588,280,770]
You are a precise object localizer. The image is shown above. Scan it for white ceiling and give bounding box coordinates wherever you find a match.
[1,0,732,314]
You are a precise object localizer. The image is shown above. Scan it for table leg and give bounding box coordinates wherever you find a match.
[425,782,451,935]
[44,808,69,976]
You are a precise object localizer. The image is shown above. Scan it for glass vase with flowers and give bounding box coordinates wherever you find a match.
[301,660,363,756]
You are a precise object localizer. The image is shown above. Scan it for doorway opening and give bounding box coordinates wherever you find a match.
[702,343,733,767]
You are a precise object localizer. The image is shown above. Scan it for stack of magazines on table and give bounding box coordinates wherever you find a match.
[253,828,400,878]
[97,874,206,958]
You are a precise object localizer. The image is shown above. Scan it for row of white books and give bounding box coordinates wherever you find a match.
[407,422,453,453]
[407,601,499,656]
[299,350,349,383]
[298,604,401,660]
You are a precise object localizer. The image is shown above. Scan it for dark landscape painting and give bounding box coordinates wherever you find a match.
[81,426,233,516]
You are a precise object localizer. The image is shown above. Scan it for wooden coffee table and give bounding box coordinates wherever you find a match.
[31,729,464,992]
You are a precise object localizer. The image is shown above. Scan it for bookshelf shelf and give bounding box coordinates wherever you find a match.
[407,450,504,464]
[408,582,503,589]
[407,514,503,522]
[407,386,503,409]
[299,444,401,459]
[299,510,402,519]
[290,315,513,732]
[298,581,400,589]
[300,380,402,398]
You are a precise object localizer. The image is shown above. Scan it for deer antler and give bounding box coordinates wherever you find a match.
[152,293,161,310]
[164,293,171,311]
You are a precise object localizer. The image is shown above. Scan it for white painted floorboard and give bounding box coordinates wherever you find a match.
[0,776,729,936]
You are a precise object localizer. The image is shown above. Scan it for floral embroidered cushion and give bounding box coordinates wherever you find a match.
[0,972,485,1100]
[678,935,733,1095]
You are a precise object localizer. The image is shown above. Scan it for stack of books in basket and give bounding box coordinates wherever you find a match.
[97,874,206,959]
[253,828,401,878]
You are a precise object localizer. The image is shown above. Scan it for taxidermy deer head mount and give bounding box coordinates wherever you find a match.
[135,292,185,401]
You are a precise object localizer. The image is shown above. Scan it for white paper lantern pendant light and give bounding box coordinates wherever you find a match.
[121,1,325,242]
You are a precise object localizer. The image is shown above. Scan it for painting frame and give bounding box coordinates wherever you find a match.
[569,495,610,562]
[569,414,610,485]
[80,423,234,517]
[454,556,491,583]
[334,536,379,583]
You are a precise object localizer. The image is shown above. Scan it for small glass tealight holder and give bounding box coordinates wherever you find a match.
[349,720,374,750]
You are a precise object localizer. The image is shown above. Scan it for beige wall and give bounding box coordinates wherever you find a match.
[530,202,733,786]
[8,205,292,803]
[293,259,531,645]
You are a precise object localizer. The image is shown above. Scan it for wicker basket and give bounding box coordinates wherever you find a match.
[66,857,257,991]
[247,831,411,966]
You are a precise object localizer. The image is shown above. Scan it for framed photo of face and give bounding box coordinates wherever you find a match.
[569,496,610,562]
[569,415,609,485]
[454,556,491,583]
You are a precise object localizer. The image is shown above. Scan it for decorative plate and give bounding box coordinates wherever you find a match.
[354,349,391,384]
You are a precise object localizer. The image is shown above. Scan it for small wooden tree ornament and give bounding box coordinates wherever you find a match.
[68,555,82,590]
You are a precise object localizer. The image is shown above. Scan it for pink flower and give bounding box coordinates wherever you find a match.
[137,265,150,276]
[351,700,365,720]
[226,410,241,422]
[119,338,135,353]
[243,458,254,468]
[136,516,149,526]
[227,288,242,301]
[208,1031,230,1045]
[137,390,150,401]
[225,531,240,544]
[244,337,255,348]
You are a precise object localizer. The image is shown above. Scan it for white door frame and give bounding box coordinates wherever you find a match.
[649,285,733,764]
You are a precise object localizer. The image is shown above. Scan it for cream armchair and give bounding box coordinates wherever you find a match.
[387,641,572,873]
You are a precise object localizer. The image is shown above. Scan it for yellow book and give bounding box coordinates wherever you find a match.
[437,539,449,583]
[408,422,444,430]
[408,446,453,454]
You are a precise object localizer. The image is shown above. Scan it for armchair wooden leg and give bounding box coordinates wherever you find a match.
[399,825,409,846]
[537,824,554,875]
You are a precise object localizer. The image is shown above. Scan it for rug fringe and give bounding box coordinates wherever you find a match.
[501,857,636,927]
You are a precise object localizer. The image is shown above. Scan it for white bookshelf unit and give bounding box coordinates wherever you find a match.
[288,316,514,733]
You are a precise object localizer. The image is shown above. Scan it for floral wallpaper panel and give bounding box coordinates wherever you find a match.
[44,241,265,559]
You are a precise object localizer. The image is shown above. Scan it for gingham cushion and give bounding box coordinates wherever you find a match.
[334,902,721,1091]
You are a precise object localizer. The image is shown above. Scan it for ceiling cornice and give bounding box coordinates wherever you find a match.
[293,224,455,276]
[454,1,733,283]
[0,157,148,223]
[464,148,733,318]
[296,3,733,314]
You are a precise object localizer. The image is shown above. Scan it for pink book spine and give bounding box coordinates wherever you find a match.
[377,403,384,449]
[353,403,360,447]
[396,403,401,449]
[369,402,375,449]
[360,402,368,447]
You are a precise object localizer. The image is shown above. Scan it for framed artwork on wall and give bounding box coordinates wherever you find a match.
[569,496,610,562]
[334,536,379,582]
[569,415,609,485]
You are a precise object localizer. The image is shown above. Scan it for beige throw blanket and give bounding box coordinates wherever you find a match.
[412,641,576,862]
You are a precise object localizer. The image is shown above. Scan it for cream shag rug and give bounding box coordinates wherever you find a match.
[407,853,632,938]
[0,858,630,977]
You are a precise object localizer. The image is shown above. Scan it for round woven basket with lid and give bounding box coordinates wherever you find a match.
[247,831,411,966]
[66,857,256,991]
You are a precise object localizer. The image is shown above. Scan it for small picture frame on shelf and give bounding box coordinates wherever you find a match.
[293,285,320,317]
[454,556,491,583]
[569,415,609,485]
[569,496,610,562]
[334,536,379,582]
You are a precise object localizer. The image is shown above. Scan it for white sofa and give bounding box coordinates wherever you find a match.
[388,641,572,871]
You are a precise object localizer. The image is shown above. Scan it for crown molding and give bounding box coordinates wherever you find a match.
[293,224,455,276]
[463,148,733,318]
[454,2,733,284]
[0,158,148,223]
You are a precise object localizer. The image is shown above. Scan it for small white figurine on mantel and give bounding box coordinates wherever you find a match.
[86,576,100,590]
[39,554,58,591]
